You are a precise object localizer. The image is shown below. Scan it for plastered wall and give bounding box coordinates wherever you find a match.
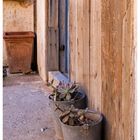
[3,1,34,66]
[36,0,48,82]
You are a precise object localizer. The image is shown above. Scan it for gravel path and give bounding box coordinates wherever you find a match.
[3,74,55,140]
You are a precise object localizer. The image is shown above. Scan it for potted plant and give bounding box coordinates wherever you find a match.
[48,80,87,140]
[59,106,103,140]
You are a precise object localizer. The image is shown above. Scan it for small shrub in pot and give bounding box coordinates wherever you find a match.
[48,80,87,140]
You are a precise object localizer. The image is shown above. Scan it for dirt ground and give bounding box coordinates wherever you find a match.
[3,74,55,140]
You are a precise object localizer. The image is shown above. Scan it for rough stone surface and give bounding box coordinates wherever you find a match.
[3,74,55,140]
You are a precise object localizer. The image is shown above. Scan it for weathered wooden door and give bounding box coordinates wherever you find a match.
[48,0,69,76]
[59,0,69,75]
[47,0,59,71]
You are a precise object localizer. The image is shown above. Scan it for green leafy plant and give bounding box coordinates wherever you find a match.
[47,80,80,101]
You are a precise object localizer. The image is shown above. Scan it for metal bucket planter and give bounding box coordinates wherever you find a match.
[60,110,103,140]
[49,92,87,140]
[3,32,35,74]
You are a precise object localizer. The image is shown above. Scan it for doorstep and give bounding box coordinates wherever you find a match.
[48,71,70,87]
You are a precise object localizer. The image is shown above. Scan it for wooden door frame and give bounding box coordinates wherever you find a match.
[46,0,70,82]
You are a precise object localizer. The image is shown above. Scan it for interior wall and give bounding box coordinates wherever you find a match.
[3,1,34,66]
[69,0,135,140]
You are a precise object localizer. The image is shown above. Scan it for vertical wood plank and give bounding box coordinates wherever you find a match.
[47,0,59,71]
[89,0,101,110]
[83,0,90,99]
[69,0,90,95]
[76,0,84,84]
[101,0,123,139]
[122,0,135,139]
[69,0,77,81]
[48,0,58,28]
[47,28,59,71]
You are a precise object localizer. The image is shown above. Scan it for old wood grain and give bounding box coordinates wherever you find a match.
[89,0,101,110]
[49,0,135,139]
[82,0,90,102]
[69,0,77,81]
[76,0,84,84]
[47,0,59,72]
[101,0,123,139]
[48,0,58,29]
[101,0,135,140]
[47,28,59,71]
[121,0,135,139]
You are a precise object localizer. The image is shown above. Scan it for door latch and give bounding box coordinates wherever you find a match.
[60,45,65,51]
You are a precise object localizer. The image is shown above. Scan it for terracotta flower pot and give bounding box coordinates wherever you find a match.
[3,32,35,74]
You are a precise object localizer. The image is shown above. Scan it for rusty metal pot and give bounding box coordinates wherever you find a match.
[49,92,87,140]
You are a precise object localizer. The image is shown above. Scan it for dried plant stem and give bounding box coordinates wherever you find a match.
[54,104,64,112]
